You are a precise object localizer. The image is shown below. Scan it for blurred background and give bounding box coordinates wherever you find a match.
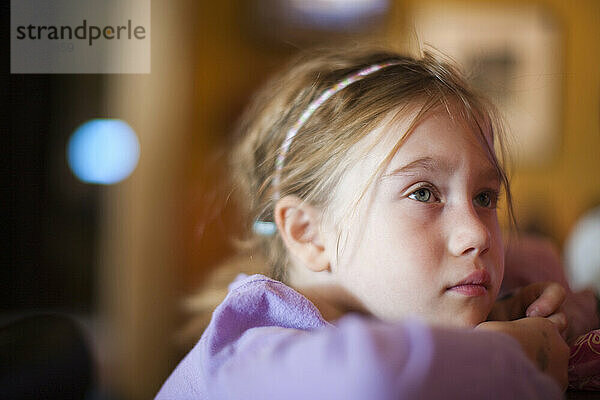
[4,0,600,398]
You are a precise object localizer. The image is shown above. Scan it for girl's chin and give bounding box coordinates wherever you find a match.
[422,311,488,329]
[372,305,491,328]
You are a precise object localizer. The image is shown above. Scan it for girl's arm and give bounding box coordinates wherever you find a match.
[476,317,569,390]
[156,276,564,399]
[183,316,563,399]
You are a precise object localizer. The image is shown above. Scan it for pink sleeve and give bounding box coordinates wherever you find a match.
[203,316,562,399]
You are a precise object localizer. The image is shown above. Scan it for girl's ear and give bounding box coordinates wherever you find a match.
[274,195,330,273]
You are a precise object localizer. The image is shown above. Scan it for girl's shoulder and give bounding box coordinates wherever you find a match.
[211,273,329,337]
[156,273,330,399]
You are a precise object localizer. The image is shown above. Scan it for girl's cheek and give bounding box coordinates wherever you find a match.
[478,209,501,232]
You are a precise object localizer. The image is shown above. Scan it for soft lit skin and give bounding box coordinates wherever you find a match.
[277,108,504,328]
[330,110,504,327]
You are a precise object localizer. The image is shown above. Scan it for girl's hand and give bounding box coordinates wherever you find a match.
[502,235,600,342]
[488,282,567,334]
[477,317,569,391]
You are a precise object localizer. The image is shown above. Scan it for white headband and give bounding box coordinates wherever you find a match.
[272,61,401,199]
[254,60,400,235]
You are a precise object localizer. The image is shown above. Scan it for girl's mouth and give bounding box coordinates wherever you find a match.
[447,270,491,297]
[447,284,487,297]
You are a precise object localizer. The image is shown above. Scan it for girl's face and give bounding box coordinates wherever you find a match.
[324,109,504,327]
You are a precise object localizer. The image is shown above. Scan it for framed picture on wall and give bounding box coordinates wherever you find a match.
[412,4,562,167]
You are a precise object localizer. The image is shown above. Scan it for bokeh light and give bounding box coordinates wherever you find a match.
[67,119,140,185]
[288,0,388,28]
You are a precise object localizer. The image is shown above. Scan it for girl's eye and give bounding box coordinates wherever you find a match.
[408,188,433,203]
[474,191,497,208]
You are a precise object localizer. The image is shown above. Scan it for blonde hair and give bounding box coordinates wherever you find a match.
[231,46,514,283]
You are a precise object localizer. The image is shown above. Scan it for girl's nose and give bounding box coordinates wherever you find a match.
[447,204,491,257]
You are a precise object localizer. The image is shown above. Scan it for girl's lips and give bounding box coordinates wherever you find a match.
[447,284,487,297]
[447,270,491,297]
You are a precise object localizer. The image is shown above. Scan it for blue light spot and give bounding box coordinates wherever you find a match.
[253,220,277,236]
[67,119,140,185]
[288,0,389,29]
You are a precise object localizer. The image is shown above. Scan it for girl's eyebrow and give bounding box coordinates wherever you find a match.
[382,156,501,183]
[382,156,453,178]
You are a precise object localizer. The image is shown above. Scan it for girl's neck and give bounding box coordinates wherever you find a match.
[292,284,367,324]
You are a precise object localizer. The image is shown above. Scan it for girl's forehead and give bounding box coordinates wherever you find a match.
[370,107,493,165]
[393,110,493,154]
[339,108,496,189]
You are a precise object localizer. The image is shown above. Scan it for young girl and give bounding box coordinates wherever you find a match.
[157,47,573,399]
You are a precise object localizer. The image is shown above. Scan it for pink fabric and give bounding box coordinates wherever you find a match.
[502,235,570,293]
[503,235,599,342]
[569,329,600,390]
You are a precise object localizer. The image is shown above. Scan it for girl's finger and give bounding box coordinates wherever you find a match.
[546,312,568,335]
[525,282,566,317]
